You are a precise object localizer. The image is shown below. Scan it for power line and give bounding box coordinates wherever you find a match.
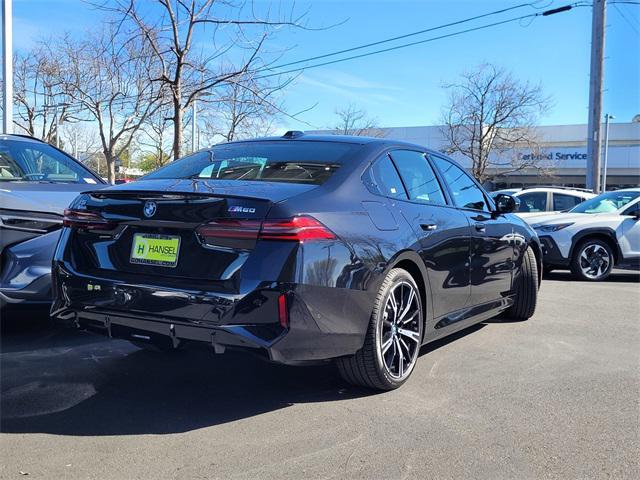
[613,3,640,33]
[12,2,581,120]
[253,13,548,81]
[264,2,538,72]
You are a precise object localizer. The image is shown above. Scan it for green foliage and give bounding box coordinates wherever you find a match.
[137,151,170,173]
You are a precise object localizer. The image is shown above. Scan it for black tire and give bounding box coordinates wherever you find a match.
[570,238,614,281]
[506,246,538,320]
[336,268,423,391]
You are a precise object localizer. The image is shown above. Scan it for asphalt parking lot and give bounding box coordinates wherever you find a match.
[1,270,639,480]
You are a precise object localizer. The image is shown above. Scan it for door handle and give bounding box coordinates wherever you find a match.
[420,223,438,231]
[474,223,486,233]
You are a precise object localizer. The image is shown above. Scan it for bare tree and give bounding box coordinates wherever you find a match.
[441,63,552,183]
[103,0,306,160]
[60,123,106,175]
[12,48,74,143]
[201,73,286,143]
[332,103,385,137]
[138,99,173,170]
[57,27,163,183]
[60,122,100,158]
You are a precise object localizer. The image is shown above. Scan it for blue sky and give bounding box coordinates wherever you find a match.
[11,0,640,130]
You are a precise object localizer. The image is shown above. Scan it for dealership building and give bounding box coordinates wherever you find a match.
[320,122,640,190]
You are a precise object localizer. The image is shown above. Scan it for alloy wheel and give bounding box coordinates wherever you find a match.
[579,243,611,280]
[377,281,422,379]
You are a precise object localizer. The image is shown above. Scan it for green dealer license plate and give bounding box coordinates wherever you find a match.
[130,233,181,267]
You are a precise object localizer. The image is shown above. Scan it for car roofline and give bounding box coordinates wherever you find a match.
[210,132,447,153]
[0,133,47,144]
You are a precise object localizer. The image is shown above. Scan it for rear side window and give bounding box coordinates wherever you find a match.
[431,155,489,211]
[390,150,446,205]
[144,141,358,185]
[364,155,407,199]
[553,193,583,211]
[0,140,99,184]
[518,192,548,212]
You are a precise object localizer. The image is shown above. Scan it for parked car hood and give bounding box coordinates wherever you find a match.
[0,182,106,215]
[524,211,620,226]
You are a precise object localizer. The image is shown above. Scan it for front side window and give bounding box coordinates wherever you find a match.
[571,191,640,214]
[431,155,489,211]
[144,141,358,185]
[0,140,100,184]
[553,193,582,211]
[390,150,446,205]
[518,192,547,213]
[364,155,407,199]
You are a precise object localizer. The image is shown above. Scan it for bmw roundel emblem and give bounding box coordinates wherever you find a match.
[143,201,157,218]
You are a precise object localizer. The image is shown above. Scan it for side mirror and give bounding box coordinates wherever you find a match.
[494,193,519,214]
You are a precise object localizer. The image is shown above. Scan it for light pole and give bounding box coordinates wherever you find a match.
[601,113,614,192]
[2,0,13,134]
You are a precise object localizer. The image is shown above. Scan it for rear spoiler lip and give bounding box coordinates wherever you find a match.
[82,189,275,203]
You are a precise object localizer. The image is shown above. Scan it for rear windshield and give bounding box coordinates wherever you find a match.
[144,141,359,185]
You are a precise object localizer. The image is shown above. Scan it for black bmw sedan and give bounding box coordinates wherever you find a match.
[51,132,541,390]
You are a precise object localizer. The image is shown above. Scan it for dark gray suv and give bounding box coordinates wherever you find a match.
[0,134,106,307]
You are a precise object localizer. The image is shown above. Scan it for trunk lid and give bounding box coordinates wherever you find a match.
[69,179,314,284]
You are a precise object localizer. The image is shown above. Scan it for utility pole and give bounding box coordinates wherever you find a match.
[601,113,614,191]
[586,0,607,192]
[191,99,198,153]
[2,0,12,134]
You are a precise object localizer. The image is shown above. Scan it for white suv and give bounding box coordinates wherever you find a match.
[525,188,640,281]
[492,187,595,218]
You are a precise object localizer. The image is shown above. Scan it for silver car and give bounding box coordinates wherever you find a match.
[0,134,106,307]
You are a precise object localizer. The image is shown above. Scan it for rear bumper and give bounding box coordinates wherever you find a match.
[51,263,373,365]
[0,229,60,305]
[0,274,52,305]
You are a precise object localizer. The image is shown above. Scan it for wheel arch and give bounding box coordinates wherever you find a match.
[569,228,621,265]
[386,251,433,339]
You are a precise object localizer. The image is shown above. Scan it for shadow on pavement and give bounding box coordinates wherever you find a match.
[544,270,640,283]
[1,308,486,437]
[1,325,366,436]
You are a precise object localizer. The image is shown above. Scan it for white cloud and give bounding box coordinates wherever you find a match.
[296,71,399,106]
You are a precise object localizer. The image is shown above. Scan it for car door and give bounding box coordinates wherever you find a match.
[620,201,640,260]
[385,150,472,319]
[429,154,514,306]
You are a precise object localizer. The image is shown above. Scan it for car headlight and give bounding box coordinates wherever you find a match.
[0,209,63,233]
[532,222,574,233]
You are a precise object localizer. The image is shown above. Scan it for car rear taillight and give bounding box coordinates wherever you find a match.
[63,208,115,230]
[259,216,336,241]
[0,209,62,233]
[196,218,261,249]
[196,215,335,247]
[196,219,262,240]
